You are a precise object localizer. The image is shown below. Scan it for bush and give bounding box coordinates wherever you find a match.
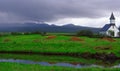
[23,31,47,36]
[92,33,110,38]
[40,32,46,36]
[31,31,46,36]
[24,32,31,35]
[31,31,41,34]
[11,32,22,35]
[118,32,120,37]
[77,30,93,37]
[108,30,114,37]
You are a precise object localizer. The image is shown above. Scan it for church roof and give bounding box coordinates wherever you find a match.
[100,24,111,31]
[110,13,115,20]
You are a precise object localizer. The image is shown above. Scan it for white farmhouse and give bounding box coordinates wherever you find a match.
[100,13,119,37]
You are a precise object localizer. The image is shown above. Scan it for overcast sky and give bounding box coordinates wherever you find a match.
[0,0,120,27]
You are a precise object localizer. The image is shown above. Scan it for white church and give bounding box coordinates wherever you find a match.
[100,13,119,37]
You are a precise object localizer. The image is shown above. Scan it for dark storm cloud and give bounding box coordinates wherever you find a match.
[0,0,119,23]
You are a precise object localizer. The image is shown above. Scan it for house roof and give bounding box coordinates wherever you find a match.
[100,24,111,32]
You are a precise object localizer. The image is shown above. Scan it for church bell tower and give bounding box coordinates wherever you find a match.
[110,13,115,25]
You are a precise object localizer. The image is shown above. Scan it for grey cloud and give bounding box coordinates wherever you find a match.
[0,0,119,23]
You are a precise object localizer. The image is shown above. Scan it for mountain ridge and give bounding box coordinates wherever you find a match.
[0,23,100,33]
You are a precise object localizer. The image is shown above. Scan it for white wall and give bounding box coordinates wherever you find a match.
[107,25,119,37]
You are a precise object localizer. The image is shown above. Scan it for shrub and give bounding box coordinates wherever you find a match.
[11,32,22,35]
[31,31,41,34]
[30,31,46,36]
[40,32,46,36]
[108,30,114,37]
[77,30,93,37]
[24,32,31,35]
[118,32,120,37]
[92,33,111,38]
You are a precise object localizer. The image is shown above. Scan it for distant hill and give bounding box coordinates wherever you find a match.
[0,23,100,33]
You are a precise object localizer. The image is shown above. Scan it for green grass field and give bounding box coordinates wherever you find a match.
[0,34,120,70]
[0,62,120,71]
[0,34,120,56]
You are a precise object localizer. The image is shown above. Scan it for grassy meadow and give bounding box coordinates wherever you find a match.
[0,34,120,56]
[0,34,120,70]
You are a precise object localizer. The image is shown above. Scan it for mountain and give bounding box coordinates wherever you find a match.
[62,24,76,27]
[0,23,100,33]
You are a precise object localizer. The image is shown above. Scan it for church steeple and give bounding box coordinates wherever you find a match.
[110,13,115,24]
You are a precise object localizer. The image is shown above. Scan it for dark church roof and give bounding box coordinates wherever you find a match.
[110,13,115,20]
[100,24,111,32]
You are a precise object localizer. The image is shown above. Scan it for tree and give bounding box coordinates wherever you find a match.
[118,32,120,37]
[41,32,47,36]
[77,30,93,37]
[108,30,114,37]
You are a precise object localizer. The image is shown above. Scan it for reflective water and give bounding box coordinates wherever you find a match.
[0,59,110,68]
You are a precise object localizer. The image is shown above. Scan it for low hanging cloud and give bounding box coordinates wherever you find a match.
[0,0,119,23]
